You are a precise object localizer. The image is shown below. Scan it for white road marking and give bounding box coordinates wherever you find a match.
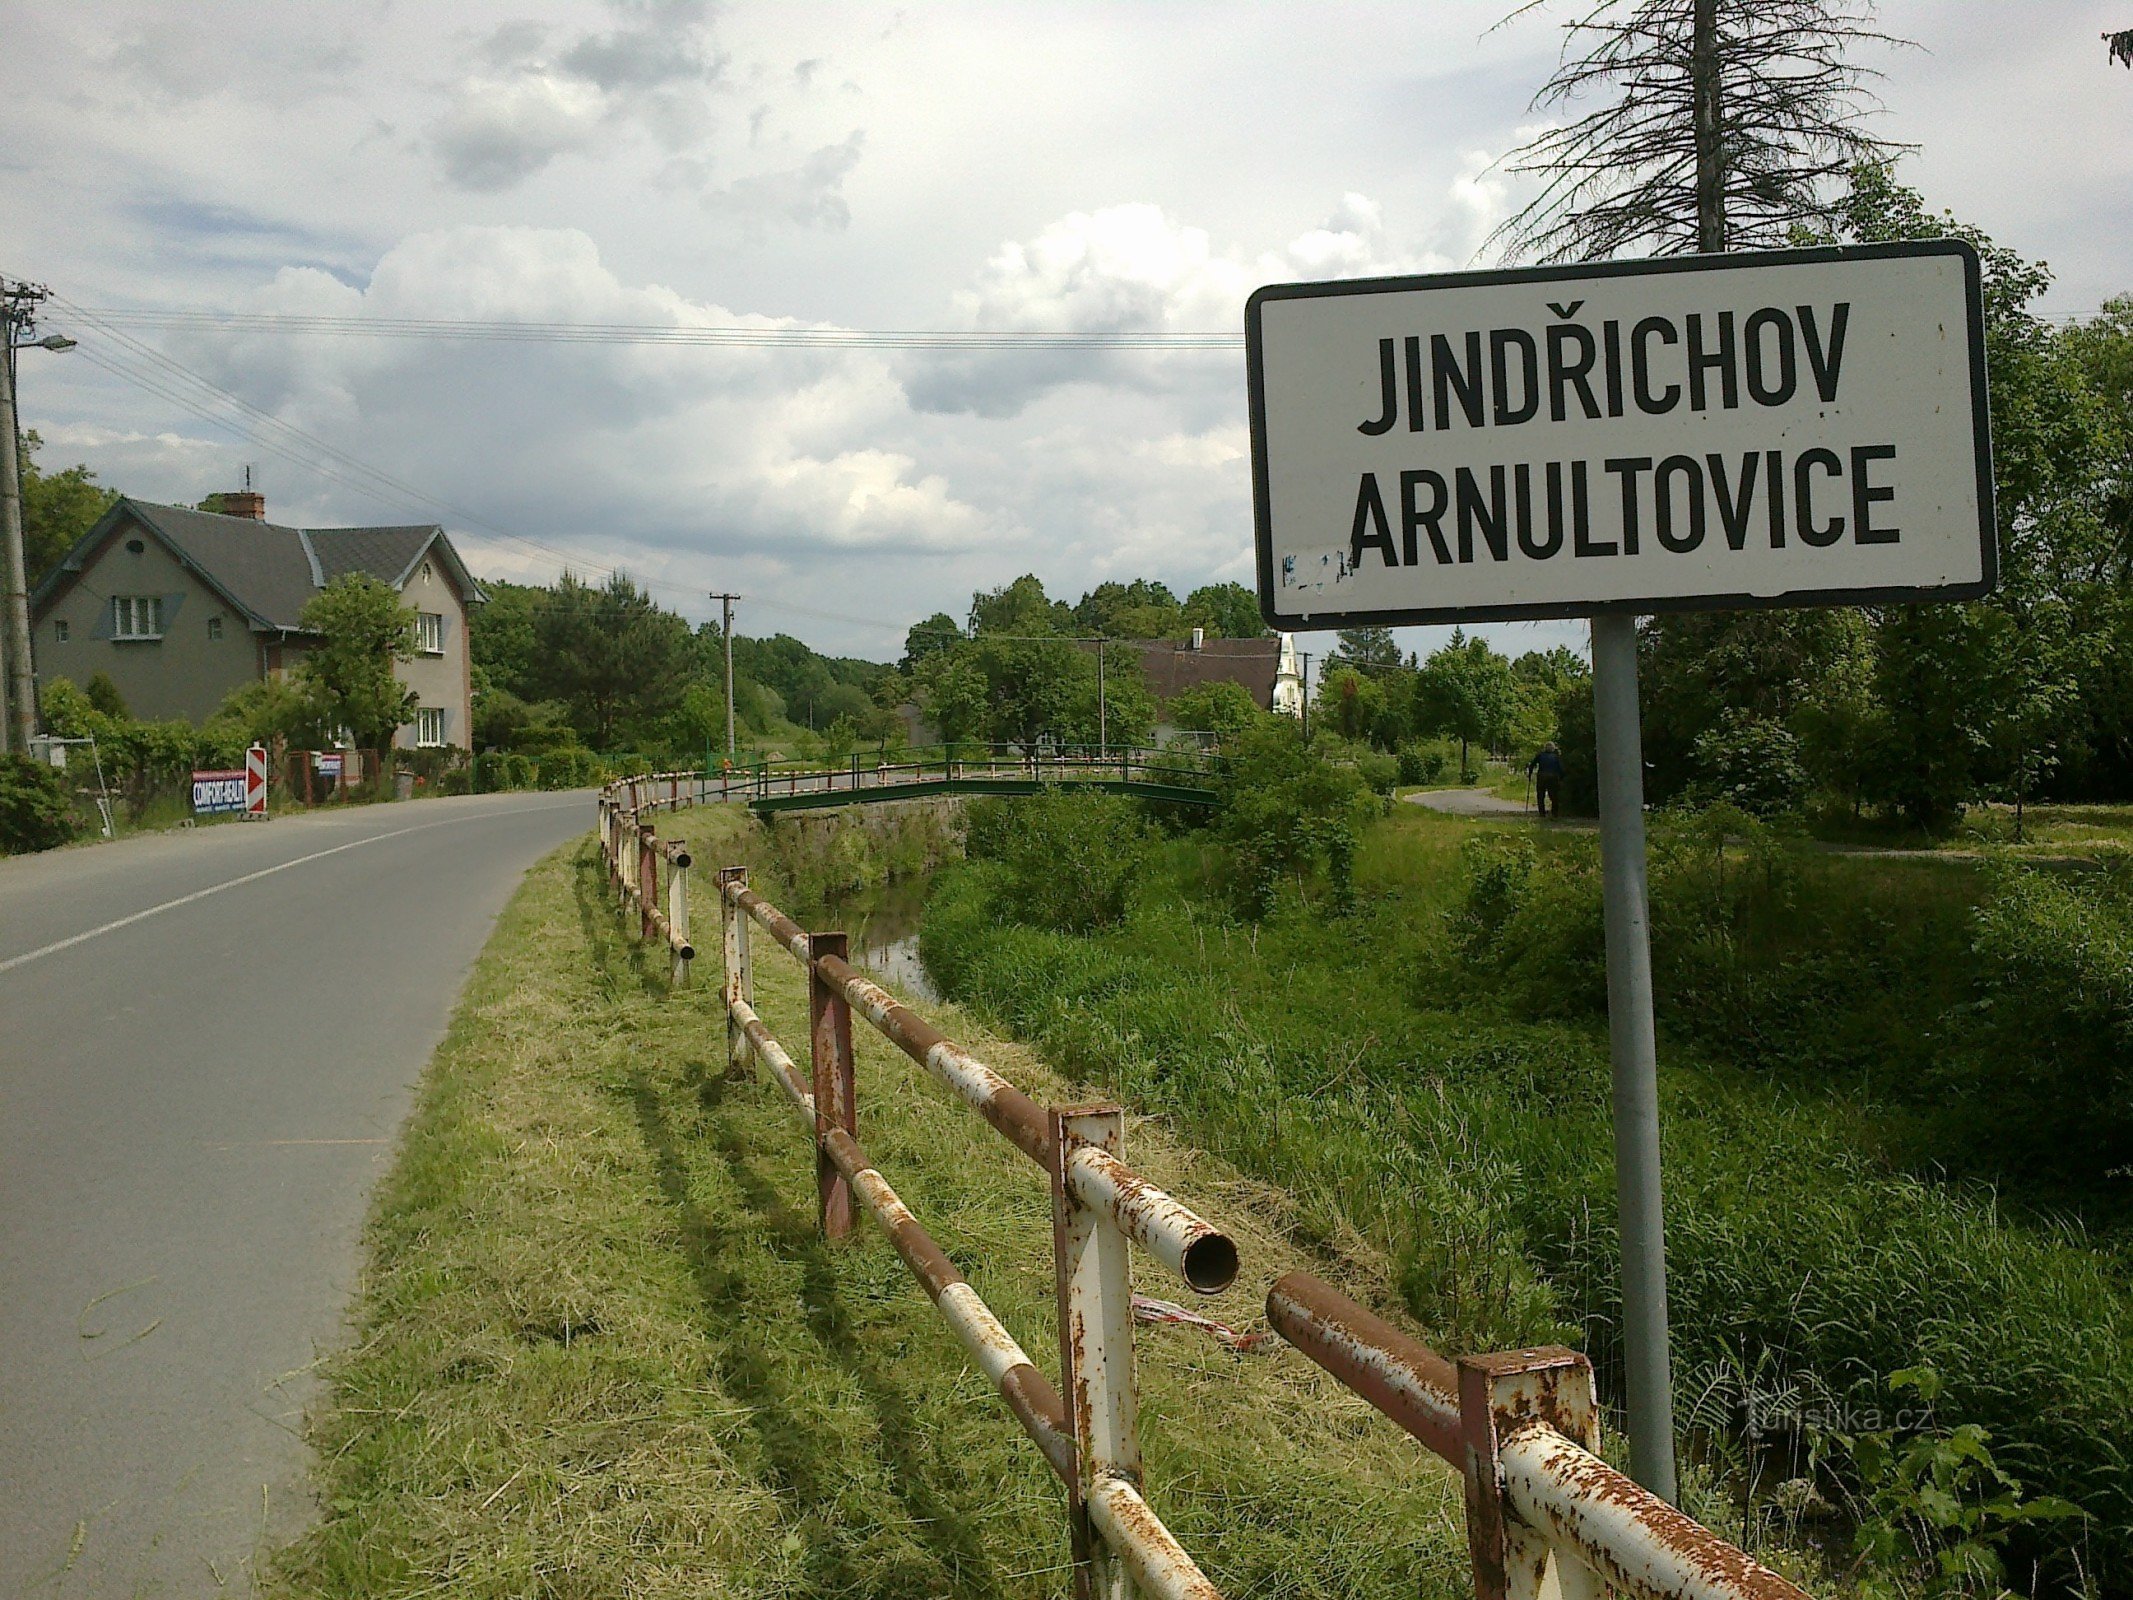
[0,800,583,976]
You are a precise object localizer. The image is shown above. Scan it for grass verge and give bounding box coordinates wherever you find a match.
[266,826,1470,1599]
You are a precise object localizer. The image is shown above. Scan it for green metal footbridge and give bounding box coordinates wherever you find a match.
[625,747,1220,817]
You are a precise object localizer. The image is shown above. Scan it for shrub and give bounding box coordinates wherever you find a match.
[0,755,80,853]
[537,748,602,790]
[967,789,1155,933]
[85,671,129,719]
[1963,861,2133,1176]
[1396,740,1451,787]
[1685,712,1810,818]
[1220,723,1381,918]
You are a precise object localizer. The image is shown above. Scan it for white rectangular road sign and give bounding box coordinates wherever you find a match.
[1248,241,1994,628]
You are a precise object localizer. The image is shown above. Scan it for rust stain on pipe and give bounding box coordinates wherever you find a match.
[1066,1145,1236,1295]
[1085,1473,1228,1600]
[820,1126,1075,1482]
[1265,1272,1462,1465]
[1500,1425,1811,1600]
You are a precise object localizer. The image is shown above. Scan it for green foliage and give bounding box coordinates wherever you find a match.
[1835,1370,2084,1599]
[924,810,2133,1588]
[1218,721,1380,917]
[297,574,419,753]
[965,790,1156,933]
[18,431,119,589]
[1397,739,1451,786]
[1963,862,2133,1176]
[531,574,692,749]
[1166,680,1264,741]
[1685,713,1811,817]
[0,754,79,853]
[536,747,603,789]
[970,572,1073,637]
[84,671,128,719]
[467,579,544,702]
[1452,833,1609,1015]
[1181,580,1268,639]
[1414,629,1518,776]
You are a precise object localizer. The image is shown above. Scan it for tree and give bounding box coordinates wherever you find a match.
[1331,627,1402,671]
[1494,0,1908,261]
[902,611,963,671]
[19,432,119,588]
[1182,582,1269,639]
[2109,28,2133,68]
[1167,680,1265,741]
[296,575,418,754]
[1414,631,1519,777]
[969,574,1071,637]
[529,573,693,749]
[1073,578,1181,638]
[468,580,544,702]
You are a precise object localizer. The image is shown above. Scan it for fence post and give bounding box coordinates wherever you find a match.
[668,844,691,986]
[717,867,751,1075]
[1457,1347,1604,1600]
[1051,1103,1138,1600]
[638,823,657,940]
[809,932,856,1241]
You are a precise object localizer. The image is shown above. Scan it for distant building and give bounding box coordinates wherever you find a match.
[30,492,485,749]
[1086,629,1304,721]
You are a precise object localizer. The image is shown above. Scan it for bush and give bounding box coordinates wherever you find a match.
[965,789,1154,933]
[1962,861,2133,1177]
[1395,740,1450,787]
[479,752,536,792]
[537,748,602,790]
[0,755,80,853]
[1220,724,1381,918]
[1452,833,1608,1015]
[1684,712,1810,818]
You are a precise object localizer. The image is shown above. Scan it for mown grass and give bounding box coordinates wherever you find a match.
[922,805,2128,1591]
[266,823,1474,1599]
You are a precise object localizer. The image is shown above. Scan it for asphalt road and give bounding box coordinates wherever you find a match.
[0,790,591,1596]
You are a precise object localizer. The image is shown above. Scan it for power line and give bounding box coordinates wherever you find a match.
[65,306,1246,350]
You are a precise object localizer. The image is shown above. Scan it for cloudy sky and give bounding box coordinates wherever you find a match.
[4,1,2128,662]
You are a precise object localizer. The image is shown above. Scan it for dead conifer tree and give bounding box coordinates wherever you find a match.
[1492,0,1911,261]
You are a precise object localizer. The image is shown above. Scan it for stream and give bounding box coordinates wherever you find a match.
[816,873,939,1004]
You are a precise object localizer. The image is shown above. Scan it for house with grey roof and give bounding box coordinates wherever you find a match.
[29,491,484,750]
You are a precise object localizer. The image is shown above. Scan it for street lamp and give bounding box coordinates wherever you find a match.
[1,281,74,753]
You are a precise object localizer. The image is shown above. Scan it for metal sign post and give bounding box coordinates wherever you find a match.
[1246,241,1993,1499]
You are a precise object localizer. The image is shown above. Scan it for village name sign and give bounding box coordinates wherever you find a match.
[1248,240,1993,628]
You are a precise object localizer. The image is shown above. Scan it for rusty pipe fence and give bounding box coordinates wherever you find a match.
[594,775,1817,1600]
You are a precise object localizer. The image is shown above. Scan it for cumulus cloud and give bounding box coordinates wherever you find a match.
[904,193,1435,420]
[701,131,864,230]
[430,6,723,191]
[161,226,992,582]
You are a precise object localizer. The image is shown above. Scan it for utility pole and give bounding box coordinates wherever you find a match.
[1096,638,1106,754]
[709,592,740,762]
[2,279,71,756]
[1298,651,1311,742]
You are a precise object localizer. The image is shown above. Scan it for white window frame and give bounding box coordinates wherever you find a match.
[414,706,446,747]
[53,618,69,643]
[113,595,164,640]
[207,615,223,642]
[416,611,444,654]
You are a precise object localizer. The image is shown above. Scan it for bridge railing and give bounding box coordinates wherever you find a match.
[591,784,1816,1600]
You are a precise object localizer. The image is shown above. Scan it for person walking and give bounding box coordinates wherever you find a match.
[1527,741,1564,820]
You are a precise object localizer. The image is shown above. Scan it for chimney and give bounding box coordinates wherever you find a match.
[214,490,267,521]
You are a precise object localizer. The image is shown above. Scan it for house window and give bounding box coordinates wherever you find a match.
[421,560,434,583]
[416,611,444,654]
[207,616,223,641]
[414,706,445,747]
[113,596,164,639]
[53,618,69,643]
